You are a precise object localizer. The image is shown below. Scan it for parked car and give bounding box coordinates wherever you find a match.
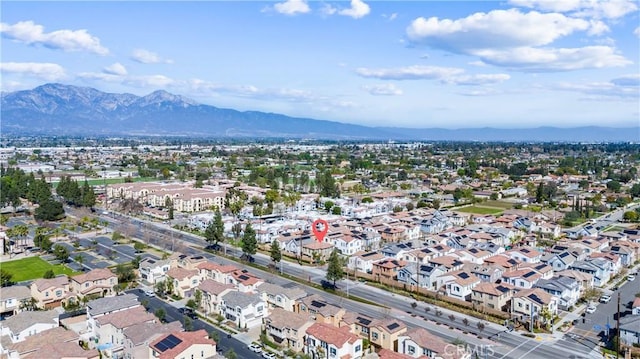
[248,343,262,353]
[585,305,597,314]
[627,274,636,281]
[144,289,155,297]
[262,352,277,359]
[599,294,611,303]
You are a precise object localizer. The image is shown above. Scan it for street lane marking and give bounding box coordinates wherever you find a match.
[499,339,530,359]
[516,340,545,359]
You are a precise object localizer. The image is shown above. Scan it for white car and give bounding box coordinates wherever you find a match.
[627,275,636,281]
[599,295,611,303]
[585,305,596,314]
[144,289,155,297]
[262,352,277,359]
[248,343,262,354]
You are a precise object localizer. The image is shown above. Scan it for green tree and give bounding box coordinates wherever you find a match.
[53,244,70,262]
[133,241,146,253]
[194,289,202,310]
[270,240,282,265]
[115,263,135,283]
[186,299,198,310]
[1,269,13,287]
[81,181,96,207]
[225,349,237,359]
[155,308,166,322]
[326,248,345,287]
[43,269,55,279]
[184,316,193,331]
[241,223,257,258]
[204,210,224,248]
[34,198,65,221]
[623,211,638,222]
[165,197,174,220]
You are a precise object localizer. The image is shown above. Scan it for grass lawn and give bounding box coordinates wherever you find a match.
[482,200,515,209]
[456,205,504,215]
[1,256,78,282]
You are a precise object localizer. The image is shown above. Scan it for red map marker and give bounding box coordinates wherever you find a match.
[312,219,329,242]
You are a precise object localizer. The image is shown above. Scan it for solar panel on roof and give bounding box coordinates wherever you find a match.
[239,275,250,280]
[357,316,372,325]
[155,334,182,352]
[523,271,535,278]
[459,272,469,279]
[387,323,400,330]
[311,300,326,308]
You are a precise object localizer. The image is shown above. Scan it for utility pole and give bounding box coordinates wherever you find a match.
[616,292,621,359]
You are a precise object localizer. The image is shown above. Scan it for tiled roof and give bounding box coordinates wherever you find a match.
[32,276,69,291]
[150,329,216,359]
[265,307,312,330]
[2,309,58,333]
[306,322,359,347]
[96,305,156,329]
[71,268,116,284]
[87,293,139,316]
[123,321,183,346]
[198,279,235,295]
[167,267,199,281]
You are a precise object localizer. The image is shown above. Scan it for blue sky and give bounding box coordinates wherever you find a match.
[1,1,639,129]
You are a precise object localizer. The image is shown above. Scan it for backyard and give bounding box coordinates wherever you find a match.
[456,205,504,215]
[1,256,78,282]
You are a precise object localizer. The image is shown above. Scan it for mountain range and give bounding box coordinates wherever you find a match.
[1,83,637,142]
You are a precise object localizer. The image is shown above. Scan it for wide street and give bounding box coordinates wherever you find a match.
[93,210,611,359]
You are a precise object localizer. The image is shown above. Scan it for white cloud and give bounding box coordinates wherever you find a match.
[356,65,464,80]
[363,84,403,96]
[338,0,370,19]
[474,46,631,71]
[446,73,511,86]
[509,0,638,19]
[131,49,173,64]
[406,9,632,72]
[611,74,640,87]
[407,9,590,50]
[273,0,310,16]
[103,63,127,76]
[635,27,640,37]
[321,4,337,16]
[382,13,398,21]
[124,75,175,88]
[0,21,108,55]
[554,78,639,99]
[0,62,66,81]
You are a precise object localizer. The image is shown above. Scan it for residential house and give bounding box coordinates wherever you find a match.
[340,312,377,341]
[2,326,99,359]
[511,288,558,325]
[541,251,576,272]
[520,262,554,280]
[30,276,75,309]
[534,276,580,310]
[556,270,594,295]
[256,282,307,312]
[468,264,503,283]
[428,255,464,272]
[86,294,140,343]
[348,251,386,274]
[138,257,171,284]
[398,327,470,359]
[305,322,363,359]
[606,242,637,267]
[369,318,407,351]
[0,285,30,318]
[263,308,314,352]
[70,268,118,300]
[570,259,610,287]
[506,247,542,264]
[372,259,407,283]
[397,264,445,290]
[484,254,521,272]
[0,309,59,344]
[197,262,238,285]
[122,321,183,359]
[148,329,217,359]
[229,269,263,292]
[437,270,481,301]
[502,269,542,289]
[197,279,236,316]
[94,305,157,355]
[220,291,266,329]
[471,282,517,312]
[376,348,414,359]
[297,294,346,326]
[302,241,334,263]
[166,267,201,298]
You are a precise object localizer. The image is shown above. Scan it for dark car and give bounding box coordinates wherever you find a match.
[179,307,198,319]
[321,280,337,290]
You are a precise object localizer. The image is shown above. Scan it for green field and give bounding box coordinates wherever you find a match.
[482,200,515,209]
[456,205,504,215]
[1,256,78,282]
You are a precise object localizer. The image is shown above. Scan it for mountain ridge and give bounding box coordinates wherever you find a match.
[1,83,637,142]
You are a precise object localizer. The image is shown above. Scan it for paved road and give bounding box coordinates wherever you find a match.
[127,288,261,359]
[102,213,603,359]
